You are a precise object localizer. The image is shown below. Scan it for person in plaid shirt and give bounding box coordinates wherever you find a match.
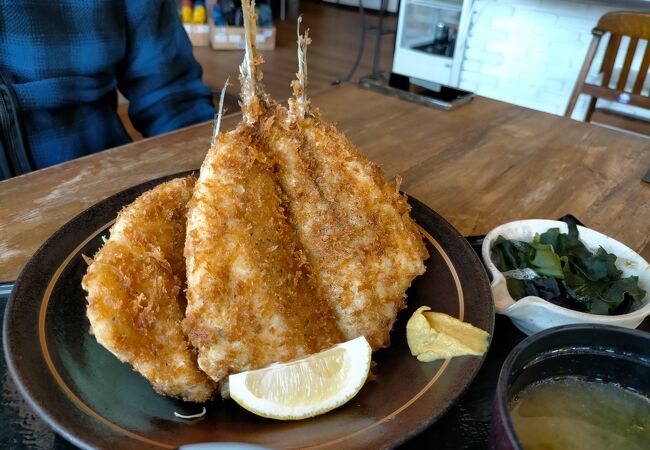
[0,0,215,174]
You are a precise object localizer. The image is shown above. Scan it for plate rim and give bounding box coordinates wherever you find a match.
[3,172,494,450]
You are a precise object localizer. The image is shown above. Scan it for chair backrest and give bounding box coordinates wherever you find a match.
[565,11,650,120]
[598,11,650,40]
[596,12,650,97]
[0,69,33,180]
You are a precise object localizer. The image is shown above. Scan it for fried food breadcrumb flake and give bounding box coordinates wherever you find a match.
[263,20,428,351]
[183,2,344,393]
[82,177,217,402]
[82,1,428,402]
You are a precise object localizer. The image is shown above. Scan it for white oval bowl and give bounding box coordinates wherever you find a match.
[482,220,650,336]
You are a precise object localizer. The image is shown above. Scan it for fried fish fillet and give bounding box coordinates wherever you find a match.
[183,4,343,391]
[263,25,429,351]
[184,123,344,391]
[290,117,428,350]
[82,177,217,402]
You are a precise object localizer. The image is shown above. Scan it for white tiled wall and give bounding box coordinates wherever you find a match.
[459,0,650,119]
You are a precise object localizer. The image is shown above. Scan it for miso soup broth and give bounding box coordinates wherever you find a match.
[509,377,650,450]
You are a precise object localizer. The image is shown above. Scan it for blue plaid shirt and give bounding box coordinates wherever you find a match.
[0,0,215,169]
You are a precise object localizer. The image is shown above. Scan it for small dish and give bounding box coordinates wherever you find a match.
[482,219,650,335]
[491,323,650,450]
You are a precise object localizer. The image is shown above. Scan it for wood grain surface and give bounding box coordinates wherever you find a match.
[1,85,649,281]
[193,2,397,100]
[120,4,395,141]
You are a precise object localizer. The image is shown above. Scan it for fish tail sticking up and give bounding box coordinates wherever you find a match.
[289,16,312,120]
[211,78,230,147]
[239,0,267,123]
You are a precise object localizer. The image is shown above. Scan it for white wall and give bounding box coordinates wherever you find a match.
[459,0,650,119]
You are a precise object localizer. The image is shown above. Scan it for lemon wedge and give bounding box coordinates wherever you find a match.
[229,336,372,420]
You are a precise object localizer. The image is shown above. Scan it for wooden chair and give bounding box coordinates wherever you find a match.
[565,11,650,135]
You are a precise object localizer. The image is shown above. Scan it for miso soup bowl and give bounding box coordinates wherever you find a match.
[492,324,650,450]
[482,220,650,335]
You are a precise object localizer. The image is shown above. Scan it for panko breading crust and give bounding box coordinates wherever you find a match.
[183,126,344,391]
[263,107,428,351]
[83,2,428,401]
[263,17,427,351]
[82,177,217,402]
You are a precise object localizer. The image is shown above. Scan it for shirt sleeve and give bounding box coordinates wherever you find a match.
[118,0,215,137]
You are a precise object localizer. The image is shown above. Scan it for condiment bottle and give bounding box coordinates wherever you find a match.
[193,0,207,24]
[181,0,193,24]
[212,2,226,26]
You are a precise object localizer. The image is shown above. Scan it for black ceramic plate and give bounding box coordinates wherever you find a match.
[3,173,494,450]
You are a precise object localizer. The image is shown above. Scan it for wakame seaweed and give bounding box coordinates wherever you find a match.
[491,223,646,315]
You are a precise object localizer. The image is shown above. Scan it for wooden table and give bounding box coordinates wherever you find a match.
[1,84,649,282]
[1,84,649,450]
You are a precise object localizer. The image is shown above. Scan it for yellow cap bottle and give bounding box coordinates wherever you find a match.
[181,0,193,24]
[193,0,206,24]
